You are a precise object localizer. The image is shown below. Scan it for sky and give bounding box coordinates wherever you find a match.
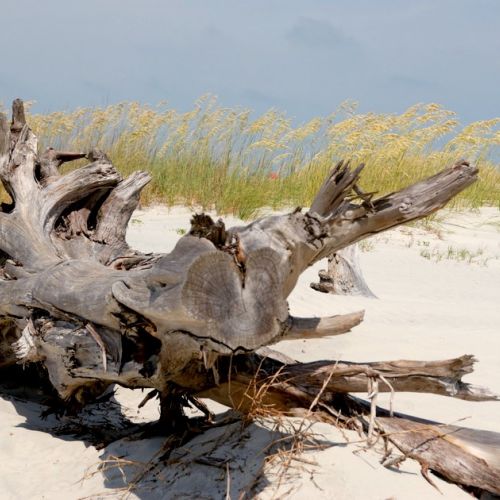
[1,0,499,124]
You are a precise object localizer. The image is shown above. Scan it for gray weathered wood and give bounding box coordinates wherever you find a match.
[0,99,481,386]
[198,352,499,410]
[377,417,500,495]
[311,244,377,297]
[286,310,364,339]
[0,100,481,393]
[0,99,497,496]
[38,147,86,182]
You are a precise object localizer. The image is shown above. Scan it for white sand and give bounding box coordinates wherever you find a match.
[1,206,499,499]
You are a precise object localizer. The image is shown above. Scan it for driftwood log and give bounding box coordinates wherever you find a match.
[0,100,499,496]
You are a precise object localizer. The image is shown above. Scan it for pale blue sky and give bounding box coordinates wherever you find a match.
[1,0,498,123]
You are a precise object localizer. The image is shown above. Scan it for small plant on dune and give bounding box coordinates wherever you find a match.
[14,96,500,218]
[419,244,497,266]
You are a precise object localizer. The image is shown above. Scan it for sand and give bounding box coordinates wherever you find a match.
[1,206,499,499]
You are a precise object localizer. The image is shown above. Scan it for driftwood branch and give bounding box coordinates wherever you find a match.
[286,310,364,340]
[199,351,500,495]
[93,170,151,246]
[198,352,499,412]
[39,147,86,181]
[377,417,500,495]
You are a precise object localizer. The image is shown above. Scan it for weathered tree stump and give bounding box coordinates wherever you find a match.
[0,100,498,495]
[311,244,377,297]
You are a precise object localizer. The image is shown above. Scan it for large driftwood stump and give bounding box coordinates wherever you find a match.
[0,100,498,495]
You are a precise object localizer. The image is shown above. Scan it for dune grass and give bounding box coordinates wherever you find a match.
[13,96,500,219]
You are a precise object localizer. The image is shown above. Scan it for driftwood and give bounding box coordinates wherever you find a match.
[1,99,499,495]
[377,417,500,495]
[199,351,499,411]
[311,244,377,297]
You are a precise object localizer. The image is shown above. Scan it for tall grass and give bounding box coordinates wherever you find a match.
[16,96,500,219]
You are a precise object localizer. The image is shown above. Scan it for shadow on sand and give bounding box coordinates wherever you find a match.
[0,365,341,499]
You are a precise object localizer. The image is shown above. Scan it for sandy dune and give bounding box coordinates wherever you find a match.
[1,207,499,499]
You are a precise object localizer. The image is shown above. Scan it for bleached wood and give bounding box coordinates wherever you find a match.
[0,99,496,495]
[0,99,480,382]
[311,245,376,297]
[286,310,364,339]
[377,417,500,495]
[38,148,86,182]
[94,171,151,246]
[199,352,499,412]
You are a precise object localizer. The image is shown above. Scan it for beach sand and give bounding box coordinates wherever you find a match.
[1,206,499,499]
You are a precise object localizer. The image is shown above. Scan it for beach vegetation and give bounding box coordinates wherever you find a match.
[10,96,499,219]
